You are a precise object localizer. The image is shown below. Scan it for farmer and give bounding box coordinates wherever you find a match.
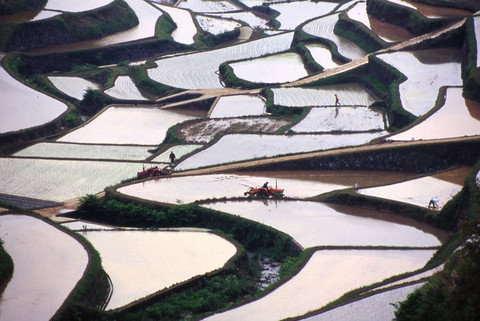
[263,181,269,189]
[335,94,340,107]
[428,197,439,209]
[169,151,176,166]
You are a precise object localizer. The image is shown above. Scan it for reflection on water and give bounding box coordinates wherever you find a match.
[83,229,237,310]
[0,214,88,321]
[203,200,445,248]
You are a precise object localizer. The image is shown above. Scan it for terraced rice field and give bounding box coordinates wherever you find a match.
[0,158,142,201]
[153,4,197,44]
[388,87,480,141]
[204,200,444,248]
[196,15,242,35]
[272,84,378,107]
[376,49,462,116]
[346,1,392,42]
[147,32,294,89]
[83,229,237,310]
[358,175,463,209]
[44,0,114,12]
[48,76,101,100]
[209,95,266,118]
[207,12,269,30]
[175,131,387,171]
[302,13,366,60]
[204,249,435,321]
[229,52,309,84]
[178,0,242,12]
[269,0,338,30]
[305,43,340,69]
[104,75,148,100]
[301,282,425,321]
[0,56,68,134]
[13,142,154,161]
[151,144,204,162]
[58,106,197,145]
[0,214,88,321]
[291,106,386,133]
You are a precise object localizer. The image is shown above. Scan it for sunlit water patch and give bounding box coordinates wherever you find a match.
[13,142,154,161]
[269,0,338,30]
[203,200,444,248]
[0,158,142,201]
[31,10,61,21]
[302,13,366,60]
[301,282,425,321]
[305,43,340,69]
[58,106,197,145]
[175,131,387,170]
[209,95,266,118]
[384,0,470,18]
[291,106,386,133]
[196,15,242,35]
[147,32,294,89]
[376,49,462,116]
[358,175,463,209]
[104,75,148,100]
[387,87,480,141]
[346,1,392,42]
[272,84,377,107]
[153,4,197,44]
[229,52,308,83]
[82,229,237,310]
[0,215,88,321]
[48,75,101,100]
[203,249,435,321]
[0,57,67,134]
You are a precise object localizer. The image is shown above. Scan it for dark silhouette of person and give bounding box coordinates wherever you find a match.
[263,181,269,188]
[169,151,176,165]
[335,94,340,106]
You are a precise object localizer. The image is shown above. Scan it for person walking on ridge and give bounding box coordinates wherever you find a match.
[169,151,176,166]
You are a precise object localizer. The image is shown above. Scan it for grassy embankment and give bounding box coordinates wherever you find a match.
[366,0,455,37]
[58,192,301,320]
[0,0,138,52]
[463,17,480,104]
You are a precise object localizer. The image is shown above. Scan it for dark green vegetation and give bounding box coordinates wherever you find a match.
[60,193,300,320]
[366,0,454,37]
[463,17,480,103]
[0,0,139,51]
[0,0,46,14]
[0,240,13,287]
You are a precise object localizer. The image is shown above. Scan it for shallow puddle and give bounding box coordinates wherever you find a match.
[203,200,446,248]
[0,214,88,321]
[82,229,237,310]
[204,249,435,321]
[387,87,480,141]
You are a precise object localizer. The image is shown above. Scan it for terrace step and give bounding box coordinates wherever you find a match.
[0,193,62,210]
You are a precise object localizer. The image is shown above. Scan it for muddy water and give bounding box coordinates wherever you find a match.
[118,170,415,204]
[82,229,237,310]
[0,214,88,321]
[368,16,413,43]
[204,249,436,321]
[203,200,446,248]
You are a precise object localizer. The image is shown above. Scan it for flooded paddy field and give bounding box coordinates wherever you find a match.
[153,4,197,45]
[58,106,197,145]
[48,76,101,100]
[305,43,340,69]
[268,0,338,30]
[301,282,425,321]
[203,200,445,248]
[0,56,67,134]
[376,48,462,116]
[387,87,480,141]
[209,95,266,118]
[196,15,242,35]
[104,75,149,101]
[175,131,386,171]
[0,214,88,321]
[207,12,269,30]
[117,170,415,204]
[82,229,237,310]
[204,249,435,321]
